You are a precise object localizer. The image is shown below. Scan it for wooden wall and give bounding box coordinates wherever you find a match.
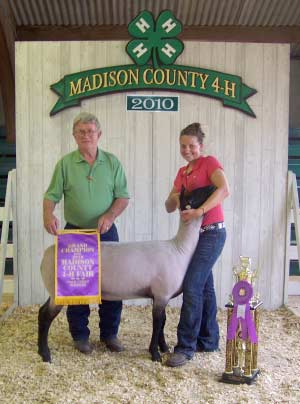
[15,41,289,309]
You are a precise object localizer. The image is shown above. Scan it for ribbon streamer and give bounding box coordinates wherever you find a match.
[227,280,258,343]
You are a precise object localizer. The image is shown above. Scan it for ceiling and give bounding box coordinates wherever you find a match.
[5,0,300,57]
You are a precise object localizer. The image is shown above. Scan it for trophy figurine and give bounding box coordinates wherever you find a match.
[221,256,262,384]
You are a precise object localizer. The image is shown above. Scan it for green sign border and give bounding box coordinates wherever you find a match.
[50,64,256,117]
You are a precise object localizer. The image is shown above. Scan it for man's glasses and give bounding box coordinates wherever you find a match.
[75,129,98,137]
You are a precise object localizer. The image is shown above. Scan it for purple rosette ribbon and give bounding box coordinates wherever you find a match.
[227,280,258,343]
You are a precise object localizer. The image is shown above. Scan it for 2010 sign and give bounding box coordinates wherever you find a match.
[127,95,179,112]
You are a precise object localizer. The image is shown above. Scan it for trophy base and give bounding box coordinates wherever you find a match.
[220,369,260,385]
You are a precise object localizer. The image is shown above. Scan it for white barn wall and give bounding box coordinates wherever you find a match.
[15,41,289,308]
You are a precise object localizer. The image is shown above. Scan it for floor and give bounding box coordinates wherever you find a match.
[286,294,300,316]
[0,276,14,317]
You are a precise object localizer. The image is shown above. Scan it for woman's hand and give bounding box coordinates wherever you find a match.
[165,187,180,213]
[180,208,203,223]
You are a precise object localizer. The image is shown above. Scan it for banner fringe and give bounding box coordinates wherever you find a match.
[55,296,102,305]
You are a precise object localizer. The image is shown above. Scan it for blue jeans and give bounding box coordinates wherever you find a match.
[65,223,122,341]
[174,227,226,358]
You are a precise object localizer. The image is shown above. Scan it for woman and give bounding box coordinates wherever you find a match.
[165,122,229,367]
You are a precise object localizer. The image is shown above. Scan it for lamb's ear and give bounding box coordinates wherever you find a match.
[190,185,217,209]
[179,186,186,211]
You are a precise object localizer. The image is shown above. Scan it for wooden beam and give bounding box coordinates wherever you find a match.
[0,22,15,143]
[0,3,16,143]
[182,26,300,43]
[16,24,300,43]
[17,25,130,41]
[0,2,16,74]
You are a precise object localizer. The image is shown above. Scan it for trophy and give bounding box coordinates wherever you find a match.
[221,256,262,385]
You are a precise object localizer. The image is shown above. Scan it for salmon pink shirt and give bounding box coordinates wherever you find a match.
[174,155,224,227]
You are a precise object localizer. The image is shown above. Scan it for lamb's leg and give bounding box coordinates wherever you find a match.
[158,308,170,353]
[38,297,62,362]
[149,300,168,362]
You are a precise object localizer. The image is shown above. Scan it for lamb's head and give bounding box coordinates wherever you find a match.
[175,185,217,254]
[179,185,217,211]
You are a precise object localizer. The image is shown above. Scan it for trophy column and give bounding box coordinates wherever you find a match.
[224,307,234,374]
[221,257,262,385]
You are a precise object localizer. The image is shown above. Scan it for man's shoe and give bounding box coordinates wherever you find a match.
[101,337,125,352]
[165,352,190,367]
[74,340,93,354]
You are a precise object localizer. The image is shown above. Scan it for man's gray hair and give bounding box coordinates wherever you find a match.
[73,112,101,132]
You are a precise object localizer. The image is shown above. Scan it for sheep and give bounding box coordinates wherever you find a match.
[38,186,214,363]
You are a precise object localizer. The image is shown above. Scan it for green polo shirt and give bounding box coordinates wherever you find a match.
[44,148,129,228]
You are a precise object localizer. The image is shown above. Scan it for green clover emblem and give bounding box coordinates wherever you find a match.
[126,10,184,69]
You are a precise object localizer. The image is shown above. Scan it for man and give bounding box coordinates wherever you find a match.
[43,112,129,354]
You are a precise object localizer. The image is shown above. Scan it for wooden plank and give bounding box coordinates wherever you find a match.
[152,96,181,240]
[15,42,32,306]
[256,44,277,307]
[94,42,109,152]
[209,42,227,304]
[131,111,153,241]
[10,169,18,305]
[284,175,293,303]
[271,45,290,307]
[26,42,45,304]
[288,164,300,177]
[60,41,81,159]
[1,244,13,258]
[291,173,300,264]
[218,43,245,306]
[103,42,129,241]
[289,245,298,260]
[2,276,14,293]
[0,207,12,221]
[0,170,12,301]
[43,42,63,252]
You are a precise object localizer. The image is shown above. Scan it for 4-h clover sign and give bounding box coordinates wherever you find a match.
[126,10,184,69]
[50,9,257,117]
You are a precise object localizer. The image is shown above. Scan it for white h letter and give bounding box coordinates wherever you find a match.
[135,18,150,33]
[162,18,177,33]
[133,43,148,58]
[161,43,176,58]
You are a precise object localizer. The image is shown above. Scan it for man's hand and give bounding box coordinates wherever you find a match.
[43,199,59,235]
[44,213,59,235]
[97,211,115,234]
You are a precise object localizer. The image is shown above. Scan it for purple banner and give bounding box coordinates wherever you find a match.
[55,231,101,305]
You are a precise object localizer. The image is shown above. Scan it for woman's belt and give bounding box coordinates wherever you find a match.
[200,222,225,233]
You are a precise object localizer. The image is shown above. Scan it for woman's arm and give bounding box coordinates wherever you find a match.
[181,168,230,222]
[198,168,230,215]
[165,186,180,213]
